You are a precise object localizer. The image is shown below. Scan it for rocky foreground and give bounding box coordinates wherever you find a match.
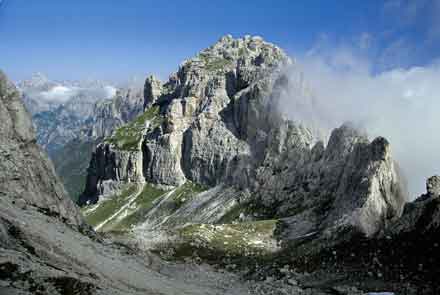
[1,35,440,295]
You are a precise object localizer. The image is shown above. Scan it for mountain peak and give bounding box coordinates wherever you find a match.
[173,35,291,80]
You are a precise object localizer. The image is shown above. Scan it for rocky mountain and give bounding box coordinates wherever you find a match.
[1,70,316,295]
[84,86,145,139]
[73,36,440,293]
[79,35,405,237]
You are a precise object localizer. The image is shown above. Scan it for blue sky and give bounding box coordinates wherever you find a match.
[1,0,439,81]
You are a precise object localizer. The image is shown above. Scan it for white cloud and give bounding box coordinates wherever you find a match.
[37,84,117,104]
[280,48,440,198]
[104,85,117,98]
[40,85,76,103]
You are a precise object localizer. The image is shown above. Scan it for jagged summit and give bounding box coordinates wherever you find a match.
[81,35,294,202]
[143,34,291,109]
[191,34,290,70]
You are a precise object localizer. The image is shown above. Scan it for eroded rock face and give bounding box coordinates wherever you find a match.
[426,175,440,198]
[0,71,83,226]
[329,177,440,293]
[255,124,406,240]
[83,35,292,193]
[87,87,144,139]
[143,75,162,108]
[387,176,440,235]
[79,143,144,205]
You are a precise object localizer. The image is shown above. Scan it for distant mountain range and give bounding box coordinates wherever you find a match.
[18,72,116,151]
[18,73,145,200]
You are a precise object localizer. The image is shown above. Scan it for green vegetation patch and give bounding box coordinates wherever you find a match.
[108,183,167,232]
[238,47,247,57]
[105,105,161,151]
[134,182,167,208]
[81,183,138,227]
[173,219,280,261]
[111,181,206,231]
[198,53,234,71]
[217,203,246,224]
[168,181,206,208]
[83,181,209,233]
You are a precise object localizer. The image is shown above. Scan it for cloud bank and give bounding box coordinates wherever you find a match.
[38,84,117,104]
[40,85,75,103]
[279,47,440,198]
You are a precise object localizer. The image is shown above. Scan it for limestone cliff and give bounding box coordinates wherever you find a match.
[85,86,145,139]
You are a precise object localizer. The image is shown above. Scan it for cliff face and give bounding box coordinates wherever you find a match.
[85,87,145,139]
[80,35,291,201]
[79,35,406,246]
[0,71,83,226]
[255,124,405,241]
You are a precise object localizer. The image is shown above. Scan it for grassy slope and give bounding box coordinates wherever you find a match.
[81,183,139,227]
[81,181,208,232]
[109,183,167,231]
[81,180,281,265]
[173,220,280,260]
[104,105,161,151]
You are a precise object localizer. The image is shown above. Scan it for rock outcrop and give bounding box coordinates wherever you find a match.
[304,176,440,294]
[86,87,145,139]
[256,124,406,244]
[0,71,83,226]
[387,176,440,235]
[81,35,292,202]
[426,175,440,198]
